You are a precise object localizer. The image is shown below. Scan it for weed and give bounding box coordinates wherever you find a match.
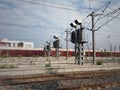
[1,54,10,58]
[45,61,51,67]
[17,55,22,58]
[96,61,103,65]
[0,64,18,69]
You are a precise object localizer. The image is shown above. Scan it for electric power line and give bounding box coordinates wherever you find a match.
[16,0,78,12]
[94,1,111,26]
[94,1,111,12]
[98,12,120,29]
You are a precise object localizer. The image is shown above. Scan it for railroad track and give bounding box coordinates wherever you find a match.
[0,69,120,90]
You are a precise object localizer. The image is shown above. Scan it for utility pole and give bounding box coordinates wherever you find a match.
[88,11,98,65]
[87,4,120,64]
[65,29,70,60]
[107,36,110,52]
[119,45,120,52]
[87,34,90,50]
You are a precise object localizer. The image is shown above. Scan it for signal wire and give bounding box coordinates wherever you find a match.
[98,12,120,29]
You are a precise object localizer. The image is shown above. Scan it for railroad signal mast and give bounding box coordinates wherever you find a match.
[53,35,60,59]
[70,1,120,65]
[70,20,87,65]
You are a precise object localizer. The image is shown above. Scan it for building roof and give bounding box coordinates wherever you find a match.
[0,38,33,44]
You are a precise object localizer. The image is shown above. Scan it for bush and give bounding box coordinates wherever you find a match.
[32,55,39,58]
[1,54,10,58]
[96,61,102,65]
[17,55,22,58]
[45,61,51,67]
[118,60,120,64]
[0,64,18,69]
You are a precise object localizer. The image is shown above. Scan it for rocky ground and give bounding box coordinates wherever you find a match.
[0,69,120,90]
[0,56,120,76]
[0,56,120,90]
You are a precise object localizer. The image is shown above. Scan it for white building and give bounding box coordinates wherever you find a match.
[0,38,34,48]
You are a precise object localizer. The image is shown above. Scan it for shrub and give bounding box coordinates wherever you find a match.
[17,55,22,58]
[96,61,102,65]
[1,54,10,58]
[32,55,39,58]
[45,61,51,67]
[0,64,18,69]
[118,60,120,64]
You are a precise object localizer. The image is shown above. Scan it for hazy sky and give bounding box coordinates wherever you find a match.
[0,0,120,50]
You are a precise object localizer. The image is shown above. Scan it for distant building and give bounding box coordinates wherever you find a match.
[0,38,34,48]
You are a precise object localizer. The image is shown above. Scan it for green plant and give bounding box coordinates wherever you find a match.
[96,61,103,65]
[0,64,7,69]
[1,54,10,58]
[45,61,51,67]
[9,65,16,68]
[17,55,22,58]
[118,60,120,64]
[32,55,39,58]
[0,64,18,69]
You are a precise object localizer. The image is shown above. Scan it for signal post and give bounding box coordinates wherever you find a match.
[70,20,87,65]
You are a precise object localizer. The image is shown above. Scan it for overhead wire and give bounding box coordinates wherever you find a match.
[17,0,89,35]
[36,0,75,8]
[99,7,120,20]
[94,1,111,26]
[16,0,78,12]
[85,2,120,30]
[94,1,110,12]
[98,12,120,29]
[12,0,90,32]
[16,0,118,31]
[2,0,120,48]
[0,22,66,30]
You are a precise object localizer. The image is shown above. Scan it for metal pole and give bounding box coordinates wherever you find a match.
[80,24,84,65]
[110,44,113,57]
[77,23,85,65]
[74,27,78,64]
[119,45,120,57]
[66,31,68,60]
[56,39,59,60]
[81,43,84,65]
[78,43,81,64]
[92,30,96,64]
[119,45,120,52]
[87,34,90,50]
[48,43,50,61]
[56,47,58,59]
[91,12,96,65]
[75,43,77,64]
[107,36,110,52]
[65,29,70,60]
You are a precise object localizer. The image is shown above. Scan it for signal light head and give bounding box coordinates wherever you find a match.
[74,19,82,25]
[70,22,76,28]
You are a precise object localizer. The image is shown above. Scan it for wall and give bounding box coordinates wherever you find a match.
[0,48,120,57]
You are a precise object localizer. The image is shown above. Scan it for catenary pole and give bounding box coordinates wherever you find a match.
[89,11,97,65]
[65,29,70,60]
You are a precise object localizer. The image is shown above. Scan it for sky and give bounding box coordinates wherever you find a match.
[0,0,120,50]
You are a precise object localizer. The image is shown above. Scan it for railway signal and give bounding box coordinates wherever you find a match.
[70,20,87,65]
[53,35,60,59]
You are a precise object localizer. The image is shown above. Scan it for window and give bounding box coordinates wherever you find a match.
[8,43,11,47]
[13,43,15,47]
